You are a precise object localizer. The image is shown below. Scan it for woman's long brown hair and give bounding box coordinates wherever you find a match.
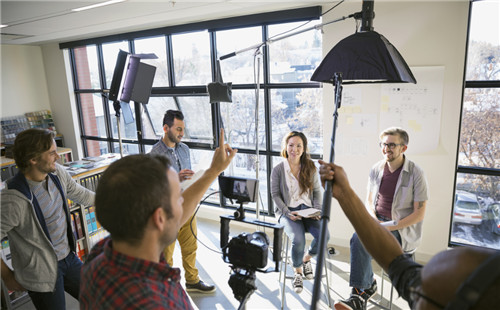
[280,131,316,196]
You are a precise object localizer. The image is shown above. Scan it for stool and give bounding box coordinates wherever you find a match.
[372,249,416,310]
[278,234,332,309]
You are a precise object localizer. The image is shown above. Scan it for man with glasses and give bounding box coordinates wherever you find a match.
[336,127,428,310]
[149,110,215,293]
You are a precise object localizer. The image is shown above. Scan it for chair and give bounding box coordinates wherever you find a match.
[372,249,416,310]
[278,234,333,309]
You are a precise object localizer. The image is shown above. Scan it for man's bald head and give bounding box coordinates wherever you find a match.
[420,247,499,310]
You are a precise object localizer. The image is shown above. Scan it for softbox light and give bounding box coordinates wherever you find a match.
[120,55,157,104]
[311,30,416,84]
[108,50,128,102]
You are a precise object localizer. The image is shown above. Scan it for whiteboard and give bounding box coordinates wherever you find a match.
[379,66,445,153]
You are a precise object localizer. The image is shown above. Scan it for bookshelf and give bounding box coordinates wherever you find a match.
[65,153,120,262]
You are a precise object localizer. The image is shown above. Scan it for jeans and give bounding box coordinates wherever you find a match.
[279,204,329,268]
[349,214,402,289]
[28,252,82,310]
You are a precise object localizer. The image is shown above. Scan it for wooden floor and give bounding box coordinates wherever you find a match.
[17,218,411,310]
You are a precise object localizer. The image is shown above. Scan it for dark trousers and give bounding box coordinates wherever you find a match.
[28,252,82,310]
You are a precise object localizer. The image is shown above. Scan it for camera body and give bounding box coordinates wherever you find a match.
[227,231,269,269]
[220,214,283,273]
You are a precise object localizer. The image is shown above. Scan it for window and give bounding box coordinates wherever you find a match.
[64,7,323,215]
[450,0,500,250]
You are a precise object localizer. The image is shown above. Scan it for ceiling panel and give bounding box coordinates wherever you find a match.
[0,0,328,45]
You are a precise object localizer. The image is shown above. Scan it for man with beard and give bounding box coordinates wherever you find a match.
[80,129,236,309]
[149,109,215,293]
[336,127,428,310]
[1,128,95,309]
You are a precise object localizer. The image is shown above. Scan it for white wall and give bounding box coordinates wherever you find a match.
[41,43,84,160]
[0,1,469,262]
[0,45,51,117]
[321,1,469,262]
[0,44,83,159]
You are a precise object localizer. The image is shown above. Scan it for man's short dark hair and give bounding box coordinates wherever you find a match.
[13,128,55,172]
[162,110,184,127]
[95,154,172,245]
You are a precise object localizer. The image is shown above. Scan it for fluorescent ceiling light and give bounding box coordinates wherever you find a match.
[72,0,126,12]
[0,25,8,28]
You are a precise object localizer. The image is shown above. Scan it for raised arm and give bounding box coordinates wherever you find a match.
[180,128,237,225]
[319,160,403,271]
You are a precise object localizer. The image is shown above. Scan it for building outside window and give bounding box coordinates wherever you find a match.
[450,0,500,250]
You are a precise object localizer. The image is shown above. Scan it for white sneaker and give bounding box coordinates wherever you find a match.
[303,260,314,280]
[293,273,303,293]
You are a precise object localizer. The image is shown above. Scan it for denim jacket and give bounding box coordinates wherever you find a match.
[150,139,191,172]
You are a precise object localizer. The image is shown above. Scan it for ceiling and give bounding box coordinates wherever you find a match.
[0,0,330,46]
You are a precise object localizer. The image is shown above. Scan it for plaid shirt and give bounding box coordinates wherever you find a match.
[80,237,193,310]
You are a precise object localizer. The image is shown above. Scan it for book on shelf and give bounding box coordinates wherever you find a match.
[73,210,84,239]
[70,213,78,240]
[76,239,86,261]
[59,152,72,164]
[85,209,93,235]
[89,206,98,233]
[83,156,105,162]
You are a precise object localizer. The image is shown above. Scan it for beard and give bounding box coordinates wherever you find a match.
[36,160,57,174]
[167,130,181,144]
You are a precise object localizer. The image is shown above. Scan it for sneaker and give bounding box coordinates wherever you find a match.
[335,280,377,310]
[185,280,216,293]
[293,273,303,294]
[334,293,366,310]
[303,260,314,280]
[364,279,377,299]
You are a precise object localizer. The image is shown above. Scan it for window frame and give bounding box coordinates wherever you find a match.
[62,6,324,216]
[449,0,500,249]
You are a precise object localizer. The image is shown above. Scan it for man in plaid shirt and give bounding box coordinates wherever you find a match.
[80,129,236,309]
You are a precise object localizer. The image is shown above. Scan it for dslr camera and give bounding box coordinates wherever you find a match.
[218,175,284,306]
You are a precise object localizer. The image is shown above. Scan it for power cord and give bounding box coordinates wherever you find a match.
[189,190,224,255]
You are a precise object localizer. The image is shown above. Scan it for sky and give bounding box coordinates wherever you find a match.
[470,0,500,46]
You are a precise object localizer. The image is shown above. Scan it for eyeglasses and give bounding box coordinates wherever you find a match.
[379,142,404,149]
[409,286,445,309]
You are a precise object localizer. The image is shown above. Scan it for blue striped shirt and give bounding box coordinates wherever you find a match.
[28,177,70,260]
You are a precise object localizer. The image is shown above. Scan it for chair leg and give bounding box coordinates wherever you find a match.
[389,281,394,310]
[280,236,290,310]
[279,235,332,308]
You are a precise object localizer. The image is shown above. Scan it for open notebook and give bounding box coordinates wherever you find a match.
[180,169,206,191]
[295,208,321,218]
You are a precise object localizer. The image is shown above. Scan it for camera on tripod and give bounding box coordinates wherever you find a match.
[218,175,284,308]
[227,231,269,269]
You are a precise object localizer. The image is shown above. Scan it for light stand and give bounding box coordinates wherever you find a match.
[311,72,342,309]
[253,48,262,220]
[309,1,416,309]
